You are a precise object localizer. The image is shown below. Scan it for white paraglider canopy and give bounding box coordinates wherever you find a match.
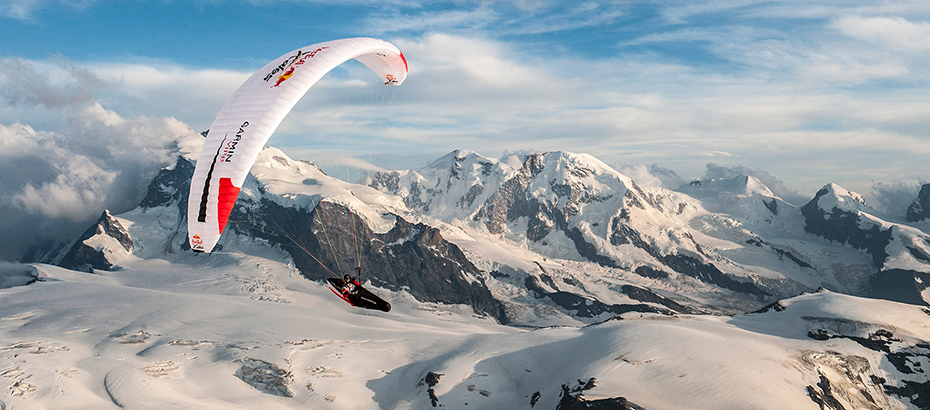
[187,37,407,253]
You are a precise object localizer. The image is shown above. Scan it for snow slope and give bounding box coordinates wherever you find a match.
[3,256,929,409]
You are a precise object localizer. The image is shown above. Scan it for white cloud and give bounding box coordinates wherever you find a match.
[702,163,806,205]
[13,154,116,220]
[833,15,930,52]
[868,180,923,219]
[0,121,41,152]
[661,1,930,24]
[87,62,248,132]
[329,156,388,173]
[403,33,547,88]
[365,1,625,36]
[365,8,498,34]
[615,163,686,190]
[0,100,199,260]
[0,56,104,108]
[92,63,246,99]
[0,0,94,21]
[689,151,733,158]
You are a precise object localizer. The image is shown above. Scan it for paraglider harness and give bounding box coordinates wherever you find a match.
[341,271,361,296]
[264,194,391,312]
[327,268,391,312]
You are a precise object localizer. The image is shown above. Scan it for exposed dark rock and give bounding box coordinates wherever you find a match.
[557,378,643,410]
[881,341,930,408]
[746,238,813,269]
[763,198,779,215]
[35,157,194,268]
[801,186,892,267]
[467,384,491,396]
[805,327,930,409]
[370,171,434,212]
[751,300,787,314]
[614,217,769,297]
[869,269,930,307]
[538,273,559,290]
[525,276,674,317]
[561,225,619,268]
[906,184,930,222]
[806,329,898,353]
[479,153,621,267]
[139,156,194,211]
[620,285,695,314]
[885,380,930,410]
[530,391,540,407]
[369,170,400,192]
[234,358,294,397]
[137,156,195,253]
[235,199,508,323]
[55,153,511,321]
[846,330,898,353]
[457,183,484,208]
[807,329,832,341]
[633,265,669,279]
[526,204,554,242]
[417,371,443,407]
[906,246,930,263]
[887,352,917,375]
[806,373,847,410]
[886,342,930,375]
[658,253,770,297]
[489,270,510,279]
[57,210,132,272]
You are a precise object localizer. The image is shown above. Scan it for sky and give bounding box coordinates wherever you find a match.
[1,0,930,259]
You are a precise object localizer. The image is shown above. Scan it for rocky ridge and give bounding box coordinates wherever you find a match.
[28,146,930,324]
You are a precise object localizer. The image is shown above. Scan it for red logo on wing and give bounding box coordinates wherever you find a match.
[272,47,329,88]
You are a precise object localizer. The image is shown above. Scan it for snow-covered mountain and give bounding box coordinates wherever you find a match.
[7,140,930,408]
[35,145,930,321]
[371,150,930,314]
[907,184,930,223]
[802,183,930,307]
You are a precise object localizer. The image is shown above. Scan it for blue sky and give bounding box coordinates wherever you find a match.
[2,0,930,258]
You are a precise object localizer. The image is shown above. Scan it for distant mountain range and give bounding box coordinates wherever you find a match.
[12,137,930,409]
[26,141,930,325]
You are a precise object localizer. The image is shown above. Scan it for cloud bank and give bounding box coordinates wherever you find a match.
[0,57,198,260]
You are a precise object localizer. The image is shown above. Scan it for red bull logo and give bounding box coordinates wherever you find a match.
[385,74,399,85]
[191,234,203,250]
[265,47,329,88]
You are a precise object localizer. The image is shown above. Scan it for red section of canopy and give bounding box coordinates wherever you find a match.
[217,177,241,234]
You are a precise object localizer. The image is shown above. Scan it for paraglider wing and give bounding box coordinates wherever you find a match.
[187,37,407,253]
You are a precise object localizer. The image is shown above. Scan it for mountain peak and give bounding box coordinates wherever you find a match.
[428,149,492,170]
[525,151,634,186]
[812,183,872,214]
[55,210,133,272]
[744,175,775,197]
[906,183,930,222]
[680,174,777,199]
